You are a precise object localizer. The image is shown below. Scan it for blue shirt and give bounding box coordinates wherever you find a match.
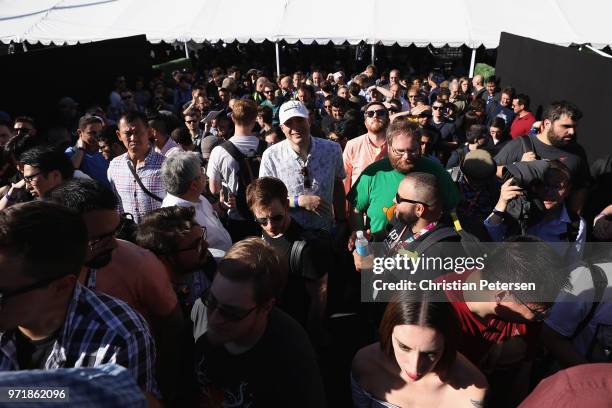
[65,147,110,188]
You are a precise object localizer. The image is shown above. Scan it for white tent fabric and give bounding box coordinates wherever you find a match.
[1,0,611,48]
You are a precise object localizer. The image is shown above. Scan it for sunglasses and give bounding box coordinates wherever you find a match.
[388,108,399,114]
[201,288,258,322]
[432,105,444,110]
[515,296,552,322]
[301,166,312,189]
[0,275,61,311]
[255,214,284,226]
[185,120,198,124]
[365,109,388,118]
[177,228,207,253]
[396,193,429,207]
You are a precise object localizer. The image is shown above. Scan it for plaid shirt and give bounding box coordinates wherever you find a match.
[0,364,146,407]
[0,283,158,395]
[107,148,166,223]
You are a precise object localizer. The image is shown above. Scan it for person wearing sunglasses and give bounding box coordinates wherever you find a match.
[260,100,346,233]
[441,236,571,407]
[428,98,459,151]
[343,102,389,197]
[246,177,332,343]
[194,238,325,408]
[347,120,460,251]
[183,108,203,150]
[48,178,183,402]
[0,201,158,399]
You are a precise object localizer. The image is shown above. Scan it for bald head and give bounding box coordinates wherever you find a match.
[398,172,440,208]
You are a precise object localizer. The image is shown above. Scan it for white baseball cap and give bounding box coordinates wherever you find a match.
[278,100,309,125]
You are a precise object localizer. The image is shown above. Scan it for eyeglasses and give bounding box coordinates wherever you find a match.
[388,108,399,114]
[264,90,274,94]
[396,193,430,207]
[255,214,284,226]
[301,166,312,189]
[0,275,61,311]
[365,109,388,118]
[432,105,444,111]
[23,171,43,183]
[177,228,207,253]
[408,95,417,99]
[185,120,198,124]
[390,146,419,158]
[515,296,552,322]
[89,223,122,250]
[201,288,258,322]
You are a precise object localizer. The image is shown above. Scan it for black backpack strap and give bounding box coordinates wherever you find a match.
[127,160,163,202]
[414,227,459,254]
[571,263,608,339]
[220,140,246,163]
[289,240,308,276]
[519,135,537,158]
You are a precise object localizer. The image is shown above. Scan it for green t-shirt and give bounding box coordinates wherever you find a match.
[347,157,460,233]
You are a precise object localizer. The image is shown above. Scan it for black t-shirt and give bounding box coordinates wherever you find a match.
[15,329,57,370]
[195,308,326,407]
[428,119,458,143]
[262,219,331,326]
[494,134,591,187]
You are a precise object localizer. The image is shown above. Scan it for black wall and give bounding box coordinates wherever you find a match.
[496,32,612,161]
[0,35,151,130]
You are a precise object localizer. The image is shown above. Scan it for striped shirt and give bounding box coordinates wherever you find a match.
[0,283,158,395]
[107,148,166,223]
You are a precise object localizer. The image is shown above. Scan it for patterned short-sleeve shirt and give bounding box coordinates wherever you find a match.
[260,136,345,231]
[107,148,166,223]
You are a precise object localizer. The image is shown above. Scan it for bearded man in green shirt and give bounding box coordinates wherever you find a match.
[347,120,459,248]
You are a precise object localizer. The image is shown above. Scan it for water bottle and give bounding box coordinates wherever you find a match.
[355,230,369,257]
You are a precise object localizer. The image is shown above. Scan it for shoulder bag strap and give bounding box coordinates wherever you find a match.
[127,160,163,202]
[571,263,608,339]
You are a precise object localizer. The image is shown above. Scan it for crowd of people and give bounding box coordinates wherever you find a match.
[0,62,611,407]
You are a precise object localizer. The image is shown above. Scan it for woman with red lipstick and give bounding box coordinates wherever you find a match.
[351,292,488,407]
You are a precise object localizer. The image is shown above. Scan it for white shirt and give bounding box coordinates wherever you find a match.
[260,136,345,231]
[162,193,232,251]
[206,135,261,220]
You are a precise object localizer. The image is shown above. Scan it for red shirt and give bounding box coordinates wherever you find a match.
[440,270,540,373]
[510,111,536,139]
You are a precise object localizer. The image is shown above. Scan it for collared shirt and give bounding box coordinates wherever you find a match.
[162,193,232,251]
[260,136,345,231]
[107,148,166,223]
[155,137,181,157]
[0,364,147,407]
[0,283,158,395]
[342,133,387,194]
[510,111,536,139]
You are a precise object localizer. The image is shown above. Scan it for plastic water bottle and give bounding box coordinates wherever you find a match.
[355,230,369,257]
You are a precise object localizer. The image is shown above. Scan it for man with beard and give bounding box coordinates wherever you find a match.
[343,102,389,195]
[46,178,183,403]
[494,101,590,211]
[358,172,463,279]
[347,120,459,247]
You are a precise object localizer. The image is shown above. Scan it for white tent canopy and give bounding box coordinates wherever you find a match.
[1,0,610,49]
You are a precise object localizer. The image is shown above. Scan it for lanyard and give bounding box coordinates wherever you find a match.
[391,221,438,251]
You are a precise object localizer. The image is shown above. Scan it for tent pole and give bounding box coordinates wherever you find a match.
[184,41,189,59]
[275,41,281,79]
[371,43,375,65]
[469,48,476,77]
[22,42,28,52]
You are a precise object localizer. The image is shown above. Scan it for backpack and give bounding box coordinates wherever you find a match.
[413,212,484,259]
[570,263,611,362]
[221,139,268,219]
[289,229,334,278]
